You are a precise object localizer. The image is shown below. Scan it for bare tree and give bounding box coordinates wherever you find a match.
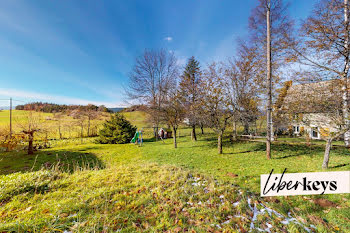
[161,88,185,148]
[201,63,232,154]
[226,42,261,137]
[70,109,86,143]
[249,0,295,159]
[53,112,65,139]
[289,0,350,147]
[283,79,345,169]
[84,109,100,137]
[17,111,41,155]
[126,49,178,139]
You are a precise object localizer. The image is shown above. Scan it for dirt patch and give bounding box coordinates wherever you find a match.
[313,198,337,208]
[264,196,280,203]
[226,172,238,178]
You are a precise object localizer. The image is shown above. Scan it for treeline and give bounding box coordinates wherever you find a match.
[15,102,111,113]
[126,0,350,169]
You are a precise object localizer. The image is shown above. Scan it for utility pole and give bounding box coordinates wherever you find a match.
[266,0,272,160]
[343,0,350,147]
[10,97,12,137]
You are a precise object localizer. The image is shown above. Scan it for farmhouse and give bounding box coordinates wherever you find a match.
[282,79,345,140]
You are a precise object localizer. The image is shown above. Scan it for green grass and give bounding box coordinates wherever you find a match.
[0,110,349,232]
[0,110,109,140]
[140,132,350,231]
[122,111,152,128]
[0,142,317,232]
[0,110,52,126]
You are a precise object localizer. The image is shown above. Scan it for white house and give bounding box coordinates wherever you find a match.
[283,79,344,140]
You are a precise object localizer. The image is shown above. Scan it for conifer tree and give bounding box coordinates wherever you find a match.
[97,113,136,144]
[179,56,201,141]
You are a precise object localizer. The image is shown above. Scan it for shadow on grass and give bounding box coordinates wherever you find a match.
[329,163,350,168]
[0,150,105,175]
[143,137,157,143]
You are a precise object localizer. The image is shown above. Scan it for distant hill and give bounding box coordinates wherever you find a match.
[15,102,111,113]
[0,106,10,110]
[108,107,124,112]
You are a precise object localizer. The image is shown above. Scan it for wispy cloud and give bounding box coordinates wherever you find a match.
[164,36,173,42]
[0,88,124,107]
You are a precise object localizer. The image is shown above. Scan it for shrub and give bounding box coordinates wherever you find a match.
[96,113,136,144]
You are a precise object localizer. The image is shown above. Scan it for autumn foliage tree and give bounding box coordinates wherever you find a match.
[283,80,345,169]
[290,0,350,147]
[249,0,295,159]
[201,63,232,154]
[161,88,185,148]
[274,80,293,134]
[226,42,262,136]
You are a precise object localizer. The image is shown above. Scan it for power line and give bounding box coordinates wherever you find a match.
[0,98,26,102]
[12,99,26,103]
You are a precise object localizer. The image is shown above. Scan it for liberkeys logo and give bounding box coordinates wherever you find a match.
[261,169,350,197]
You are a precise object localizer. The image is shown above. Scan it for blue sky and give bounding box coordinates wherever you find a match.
[0,0,315,108]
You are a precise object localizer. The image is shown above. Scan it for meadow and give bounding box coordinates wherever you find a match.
[0,110,109,141]
[0,110,349,232]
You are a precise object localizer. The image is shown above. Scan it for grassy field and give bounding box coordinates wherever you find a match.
[0,110,109,140]
[0,110,52,126]
[0,142,316,232]
[0,110,349,232]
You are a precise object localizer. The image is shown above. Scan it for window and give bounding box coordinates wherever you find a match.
[294,126,299,133]
[311,127,319,139]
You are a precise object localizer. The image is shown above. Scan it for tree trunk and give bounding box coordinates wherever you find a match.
[81,125,83,143]
[232,121,237,141]
[28,132,34,155]
[254,120,257,135]
[244,123,249,135]
[306,132,311,147]
[155,126,159,141]
[173,127,177,148]
[58,124,62,139]
[266,0,272,160]
[87,119,91,137]
[322,138,333,169]
[191,125,197,141]
[218,132,223,154]
[343,0,350,147]
[200,123,204,135]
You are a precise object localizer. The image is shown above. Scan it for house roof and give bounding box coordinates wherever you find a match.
[283,79,345,114]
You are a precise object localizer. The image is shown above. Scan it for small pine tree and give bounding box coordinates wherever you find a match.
[97,113,136,144]
[179,56,201,141]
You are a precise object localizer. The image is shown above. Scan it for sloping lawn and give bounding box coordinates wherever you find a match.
[0,142,315,232]
[141,133,350,232]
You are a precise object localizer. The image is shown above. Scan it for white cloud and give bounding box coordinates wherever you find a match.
[0,88,125,108]
[164,36,173,42]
